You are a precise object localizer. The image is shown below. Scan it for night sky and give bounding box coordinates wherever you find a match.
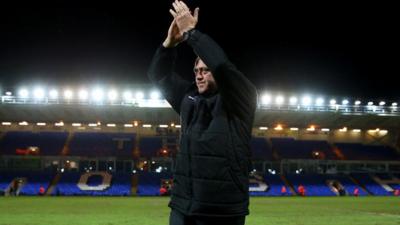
[0,2,398,100]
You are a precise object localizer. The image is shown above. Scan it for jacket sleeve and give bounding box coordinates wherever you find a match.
[186,30,258,124]
[147,45,192,114]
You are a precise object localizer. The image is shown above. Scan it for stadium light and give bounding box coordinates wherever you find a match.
[261,94,271,105]
[368,129,388,135]
[108,90,118,101]
[33,88,45,99]
[142,124,152,128]
[290,127,298,131]
[367,128,379,134]
[159,124,168,128]
[55,122,64,127]
[78,90,88,100]
[18,121,29,126]
[259,127,268,130]
[36,122,46,126]
[321,128,330,132]
[352,129,361,133]
[306,125,315,131]
[379,130,388,135]
[106,123,116,127]
[289,96,298,105]
[275,96,284,105]
[274,124,283,131]
[175,125,181,128]
[92,89,104,102]
[64,90,73,99]
[339,127,347,132]
[49,90,58,99]
[1,122,11,126]
[123,91,132,101]
[72,123,81,127]
[19,89,29,98]
[155,166,163,173]
[315,98,324,106]
[150,91,160,100]
[124,124,133,128]
[136,92,144,100]
[301,96,312,106]
[5,86,400,118]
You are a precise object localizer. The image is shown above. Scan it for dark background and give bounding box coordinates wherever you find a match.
[0,2,398,100]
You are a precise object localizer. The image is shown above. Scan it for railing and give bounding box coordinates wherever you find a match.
[1,155,399,174]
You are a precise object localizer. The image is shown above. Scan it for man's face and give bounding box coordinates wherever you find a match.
[194,59,217,94]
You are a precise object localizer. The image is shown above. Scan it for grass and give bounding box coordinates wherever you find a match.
[0,196,399,225]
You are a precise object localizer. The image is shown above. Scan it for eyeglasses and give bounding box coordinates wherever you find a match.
[193,67,211,75]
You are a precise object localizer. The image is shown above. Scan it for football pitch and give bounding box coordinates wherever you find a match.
[0,196,399,225]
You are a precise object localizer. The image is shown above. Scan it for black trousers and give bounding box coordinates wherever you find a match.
[169,210,246,225]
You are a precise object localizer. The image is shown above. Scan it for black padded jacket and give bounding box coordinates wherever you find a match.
[148,30,257,217]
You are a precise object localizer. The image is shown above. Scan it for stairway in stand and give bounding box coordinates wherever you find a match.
[61,132,74,156]
[46,173,62,196]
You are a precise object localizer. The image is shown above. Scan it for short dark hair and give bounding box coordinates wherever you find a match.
[194,56,201,67]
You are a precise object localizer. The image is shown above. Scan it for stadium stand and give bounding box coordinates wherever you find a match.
[351,173,392,196]
[69,132,135,157]
[53,172,131,196]
[139,137,163,158]
[250,137,274,160]
[334,143,400,160]
[0,131,68,155]
[1,96,400,197]
[249,174,291,196]
[0,171,54,195]
[136,172,172,196]
[285,174,337,196]
[270,138,337,160]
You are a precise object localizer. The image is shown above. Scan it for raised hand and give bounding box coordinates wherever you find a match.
[163,19,183,48]
[169,0,199,35]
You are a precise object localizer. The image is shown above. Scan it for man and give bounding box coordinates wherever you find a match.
[39,186,45,196]
[160,185,168,196]
[281,185,287,196]
[298,184,306,196]
[148,1,257,224]
[353,188,359,197]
